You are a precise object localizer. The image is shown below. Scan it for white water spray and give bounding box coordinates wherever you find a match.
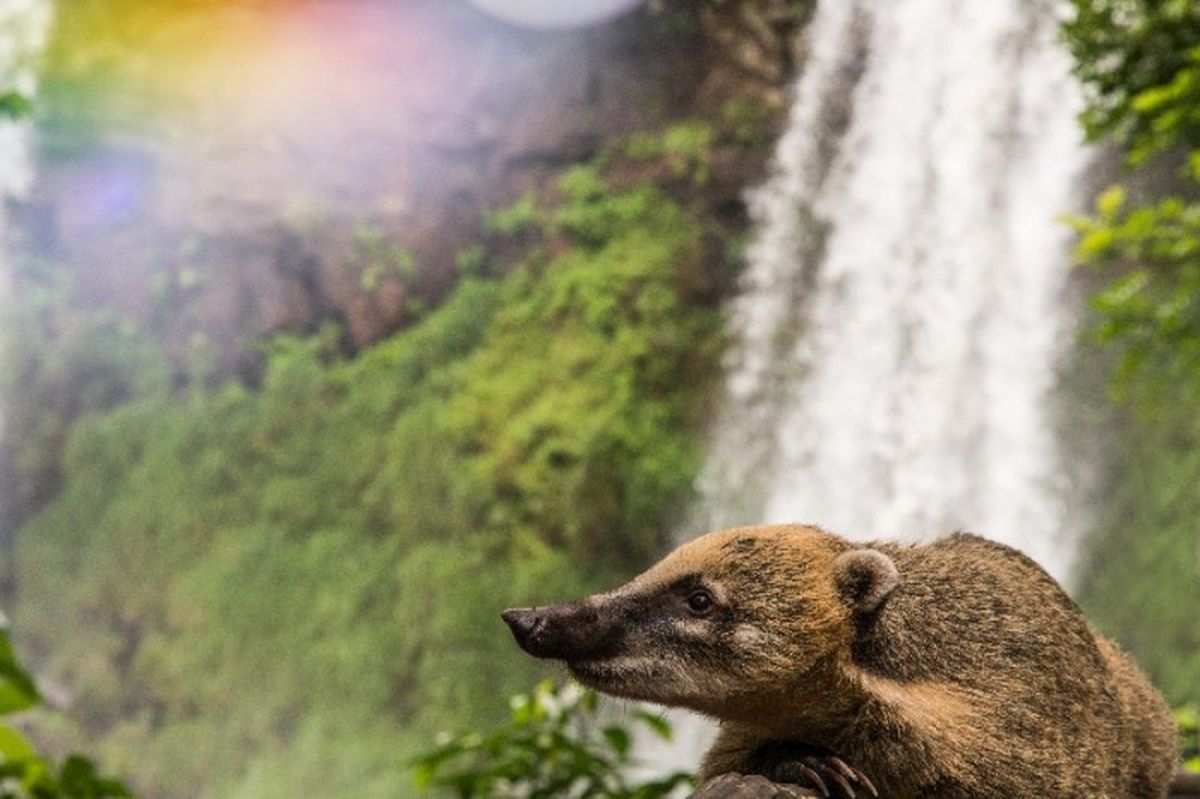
[0,0,51,444]
[646,0,1092,775]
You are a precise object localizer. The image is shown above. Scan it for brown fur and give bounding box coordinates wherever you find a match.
[509,524,1179,798]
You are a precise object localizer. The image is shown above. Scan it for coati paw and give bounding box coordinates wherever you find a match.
[746,742,879,799]
[691,773,822,798]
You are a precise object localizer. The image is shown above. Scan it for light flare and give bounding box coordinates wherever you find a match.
[465,0,645,30]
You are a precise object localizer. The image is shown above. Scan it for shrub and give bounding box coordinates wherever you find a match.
[412,682,692,799]
[485,193,540,238]
[353,223,417,293]
[622,122,715,185]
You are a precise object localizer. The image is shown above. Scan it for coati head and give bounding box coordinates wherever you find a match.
[501,524,899,721]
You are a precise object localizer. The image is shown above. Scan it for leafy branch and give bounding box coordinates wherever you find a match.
[0,620,129,798]
[412,681,693,799]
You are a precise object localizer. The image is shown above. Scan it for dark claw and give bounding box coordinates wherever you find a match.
[849,766,878,798]
[806,756,855,798]
[822,768,855,798]
[823,757,878,798]
[797,764,829,797]
[746,741,875,799]
[827,757,858,782]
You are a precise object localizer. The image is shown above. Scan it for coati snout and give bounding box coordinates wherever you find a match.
[500,575,733,705]
[501,603,620,661]
[501,524,898,714]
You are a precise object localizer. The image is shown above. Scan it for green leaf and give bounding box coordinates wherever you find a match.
[0,725,36,762]
[60,755,132,797]
[0,92,32,120]
[0,629,40,715]
[633,709,673,741]
[1096,185,1127,219]
[601,726,631,757]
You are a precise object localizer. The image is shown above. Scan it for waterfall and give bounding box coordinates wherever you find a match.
[698,0,1089,576]
[642,0,1092,776]
[0,0,51,444]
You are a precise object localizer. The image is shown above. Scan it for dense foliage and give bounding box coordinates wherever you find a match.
[1062,0,1200,705]
[1179,705,1200,772]
[1064,0,1200,161]
[7,169,721,797]
[412,682,691,799]
[0,297,169,517]
[0,623,128,798]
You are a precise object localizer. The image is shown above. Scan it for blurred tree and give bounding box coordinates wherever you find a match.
[1062,0,1200,705]
[1064,1,1200,160]
[1064,0,1200,388]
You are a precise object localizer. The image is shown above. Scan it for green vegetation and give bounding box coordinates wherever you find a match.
[623,122,716,185]
[354,223,417,294]
[454,246,491,278]
[0,623,128,798]
[412,682,691,798]
[1064,1,1200,163]
[484,192,540,238]
[1179,705,1200,772]
[9,171,720,797]
[0,282,170,517]
[721,99,772,149]
[0,92,33,120]
[1062,0,1200,705]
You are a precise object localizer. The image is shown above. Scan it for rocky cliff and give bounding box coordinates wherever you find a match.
[0,0,811,536]
[21,0,809,373]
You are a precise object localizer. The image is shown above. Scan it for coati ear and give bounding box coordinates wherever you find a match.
[833,549,899,613]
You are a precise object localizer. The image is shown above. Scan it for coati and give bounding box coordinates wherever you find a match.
[501,524,1179,798]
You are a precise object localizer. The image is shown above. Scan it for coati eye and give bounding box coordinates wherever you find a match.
[686,589,715,616]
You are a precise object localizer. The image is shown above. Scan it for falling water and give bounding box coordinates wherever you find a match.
[0,0,51,445]
[644,0,1092,775]
[697,0,1089,577]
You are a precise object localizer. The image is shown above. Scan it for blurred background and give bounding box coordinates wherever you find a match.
[0,0,1197,796]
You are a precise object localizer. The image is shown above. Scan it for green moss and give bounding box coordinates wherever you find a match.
[353,223,417,294]
[621,121,715,185]
[721,98,772,149]
[0,290,171,514]
[452,181,718,567]
[454,245,490,278]
[484,192,540,238]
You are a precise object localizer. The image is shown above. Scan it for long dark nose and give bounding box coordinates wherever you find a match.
[501,608,543,645]
[501,601,617,661]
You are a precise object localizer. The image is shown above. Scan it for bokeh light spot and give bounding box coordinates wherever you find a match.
[464,0,645,30]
